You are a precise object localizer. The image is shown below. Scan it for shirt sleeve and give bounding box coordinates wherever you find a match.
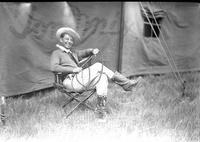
[76,48,93,61]
[50,51,75,74]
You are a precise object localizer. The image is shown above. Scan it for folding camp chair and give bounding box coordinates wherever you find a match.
[53,55,97,118]
[53,72,96,118]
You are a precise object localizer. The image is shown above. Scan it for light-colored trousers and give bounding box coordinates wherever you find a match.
[63,62,114,96]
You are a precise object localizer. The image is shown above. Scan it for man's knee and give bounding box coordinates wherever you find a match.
[93,62,103,69]
[99,73,108,82]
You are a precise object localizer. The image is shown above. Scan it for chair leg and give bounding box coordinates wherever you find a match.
[81,100,95,111]
[62,93,95,111]
[62,97,74,108]
[62,93,80,108]
[65,90,96,118]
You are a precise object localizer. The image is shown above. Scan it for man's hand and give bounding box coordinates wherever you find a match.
[92,48,99,55]
[73,67,82,73]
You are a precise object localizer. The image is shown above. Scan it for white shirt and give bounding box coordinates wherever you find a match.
[56,44,72,53]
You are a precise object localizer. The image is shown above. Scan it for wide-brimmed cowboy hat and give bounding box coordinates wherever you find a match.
[56,27,81,46]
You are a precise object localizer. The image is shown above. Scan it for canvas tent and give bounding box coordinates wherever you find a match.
[122,2,200,76]
[0,2,121,97]
[0,2,199,97]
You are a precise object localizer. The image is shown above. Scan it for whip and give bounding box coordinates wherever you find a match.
[71,49,104,92]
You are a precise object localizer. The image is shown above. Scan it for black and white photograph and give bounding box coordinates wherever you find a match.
[0,2,199,142]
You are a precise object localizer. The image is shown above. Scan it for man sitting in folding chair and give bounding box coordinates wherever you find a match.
[50,27,142,121]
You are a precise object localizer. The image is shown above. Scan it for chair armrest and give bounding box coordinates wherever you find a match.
[53,72,63,84]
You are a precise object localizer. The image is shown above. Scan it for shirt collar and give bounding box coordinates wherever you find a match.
[56,44,72,53]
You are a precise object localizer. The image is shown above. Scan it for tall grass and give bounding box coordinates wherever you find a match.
[1,72,200,142]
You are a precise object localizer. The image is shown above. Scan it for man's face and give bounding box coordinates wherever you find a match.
[60,34,74,49]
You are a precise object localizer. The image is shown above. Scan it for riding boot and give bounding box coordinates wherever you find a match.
[95,95,107,121]
[111,71,141,91]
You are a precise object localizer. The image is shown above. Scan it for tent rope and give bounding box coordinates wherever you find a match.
[139,2,184,84]
[146,2,184,84]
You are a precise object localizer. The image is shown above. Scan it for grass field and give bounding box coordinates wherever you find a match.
[0,72,200,142]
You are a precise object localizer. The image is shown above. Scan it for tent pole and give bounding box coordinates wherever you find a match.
[117,2,124,73]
